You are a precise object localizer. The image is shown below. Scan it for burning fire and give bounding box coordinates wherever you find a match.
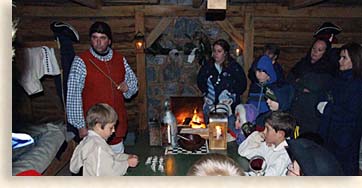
[190,108,206,129]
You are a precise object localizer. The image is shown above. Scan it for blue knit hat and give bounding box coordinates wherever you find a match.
[286,138,344,176]
[256,55,277,83]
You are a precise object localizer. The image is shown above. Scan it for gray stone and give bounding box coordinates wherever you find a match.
[163,62,181,81]
[174,17,201,39]
[164,83,178,95]
[146,67,156,82]
[182,86,198,96]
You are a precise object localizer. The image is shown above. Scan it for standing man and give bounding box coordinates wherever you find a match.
[66,21,138,153]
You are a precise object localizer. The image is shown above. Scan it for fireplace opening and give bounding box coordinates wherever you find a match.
[170,96,206,128]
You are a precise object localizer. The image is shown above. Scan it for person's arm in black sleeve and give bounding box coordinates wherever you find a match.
[197,64,208,94]
[233,63,247,96]
[248,61,258,83]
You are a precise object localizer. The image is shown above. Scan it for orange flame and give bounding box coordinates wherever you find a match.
[190,108,206,128]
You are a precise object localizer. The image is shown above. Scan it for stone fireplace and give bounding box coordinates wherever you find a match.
[146,17,242,124]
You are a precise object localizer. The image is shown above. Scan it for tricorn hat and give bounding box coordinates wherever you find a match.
[313,22,342,43]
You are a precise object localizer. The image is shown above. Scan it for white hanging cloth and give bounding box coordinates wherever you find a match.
[18,46,60,95]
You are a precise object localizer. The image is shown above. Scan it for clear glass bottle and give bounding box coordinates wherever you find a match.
[162,99,177,147]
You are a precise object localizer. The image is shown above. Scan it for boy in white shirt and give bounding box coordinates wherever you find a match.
[70,103,139,176]
[238,111,296,176]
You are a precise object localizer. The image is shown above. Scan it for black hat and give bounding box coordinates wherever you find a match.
[286,138,344,176]
[314,22,342,37]
[89,21,112,41]
[313,22,342,43]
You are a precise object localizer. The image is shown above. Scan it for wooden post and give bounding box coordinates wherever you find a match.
[243,11,254,103]
[135,11,148,132]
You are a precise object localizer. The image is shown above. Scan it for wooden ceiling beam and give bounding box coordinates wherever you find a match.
[14,5,362,18]
[216,19,244,50]
[71,0,104,9]
[145,17,174,48]
[288,0,325,10]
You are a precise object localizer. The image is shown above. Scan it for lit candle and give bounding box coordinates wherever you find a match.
[235,48,240,56]
[167,124,171,144]
[216,126,221,140]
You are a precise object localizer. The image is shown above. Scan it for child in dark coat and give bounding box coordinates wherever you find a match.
[246,55,294,130]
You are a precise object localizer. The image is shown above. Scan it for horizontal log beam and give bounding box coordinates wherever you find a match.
[14,5,362,18]
[288,0,324,10]
[71,0,103,9]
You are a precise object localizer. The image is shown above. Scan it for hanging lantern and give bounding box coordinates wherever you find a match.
[134,31,145,52]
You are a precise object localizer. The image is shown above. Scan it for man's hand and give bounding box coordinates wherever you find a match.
[128,154,139,167]
[117,81,128,93]
[78,127,88,139]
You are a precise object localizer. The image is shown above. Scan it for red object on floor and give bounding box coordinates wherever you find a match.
[16,169,42,176]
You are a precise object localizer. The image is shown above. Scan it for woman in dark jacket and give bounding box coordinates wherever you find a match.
[288,39,337,134]
[317,42,362,175]
[197,39,247,128]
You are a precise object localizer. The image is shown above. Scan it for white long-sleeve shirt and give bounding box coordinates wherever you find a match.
[70,130,130,176]
[238,131,290,176]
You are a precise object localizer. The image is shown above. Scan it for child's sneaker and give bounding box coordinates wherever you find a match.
[50,21,79,42]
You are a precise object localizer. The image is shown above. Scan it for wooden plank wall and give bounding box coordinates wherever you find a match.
[13,4,362,131]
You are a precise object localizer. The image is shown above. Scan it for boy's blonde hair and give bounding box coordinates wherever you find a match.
[86,103,118,130]
[187,153,245,176]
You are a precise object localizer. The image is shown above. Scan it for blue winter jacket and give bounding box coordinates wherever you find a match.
[247,55,277,114]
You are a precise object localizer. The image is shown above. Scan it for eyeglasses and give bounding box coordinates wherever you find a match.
[287,163,301,176]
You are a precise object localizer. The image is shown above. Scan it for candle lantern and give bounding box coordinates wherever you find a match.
[208,111,227,150]
[134,31,145,53]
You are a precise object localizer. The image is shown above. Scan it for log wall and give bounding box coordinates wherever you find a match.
[13,4,362,131]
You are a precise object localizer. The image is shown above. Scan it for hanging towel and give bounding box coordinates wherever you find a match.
[18,46,60,95]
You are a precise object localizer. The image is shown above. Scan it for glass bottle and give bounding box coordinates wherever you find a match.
[162,99,177,147]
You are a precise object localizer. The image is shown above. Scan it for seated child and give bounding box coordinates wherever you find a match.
[232,103,258,144]
[286,138,344,176]
[70,103,139,176]
[187,153,245,176]
[238,111,296,176]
